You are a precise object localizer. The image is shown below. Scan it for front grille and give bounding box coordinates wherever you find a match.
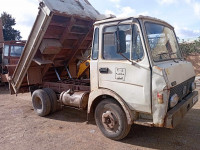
[169,77,195,102]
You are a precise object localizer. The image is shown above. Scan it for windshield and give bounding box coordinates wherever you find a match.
[145,22,182,62]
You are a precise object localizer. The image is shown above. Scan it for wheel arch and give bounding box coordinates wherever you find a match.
[88,88,133,125]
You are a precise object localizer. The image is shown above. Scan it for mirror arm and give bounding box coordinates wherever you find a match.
[119,53,135,65]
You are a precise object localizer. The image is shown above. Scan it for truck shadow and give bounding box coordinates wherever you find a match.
[47,105,200,149]
[47,107,96,124]
[121,108,200,149]
[0,84,9,94]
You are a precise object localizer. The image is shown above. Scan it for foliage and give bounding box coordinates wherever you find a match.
[179,37,200,56]
[1,12,21,41]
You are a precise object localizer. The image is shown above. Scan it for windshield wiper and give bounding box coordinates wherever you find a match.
[169,52,179,63]
[157,52,169,60]
[157,52,179,63]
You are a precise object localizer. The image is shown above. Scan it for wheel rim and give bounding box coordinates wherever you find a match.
[35,97,42,110]
[101,110,119,133]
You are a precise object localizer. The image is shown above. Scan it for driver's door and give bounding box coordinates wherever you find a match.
[98,23,151,113]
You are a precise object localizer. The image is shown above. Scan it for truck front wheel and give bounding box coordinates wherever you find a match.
[95,99,131,140]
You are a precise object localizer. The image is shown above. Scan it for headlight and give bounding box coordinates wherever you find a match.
[170,94,179,108]
[191,82,196,91]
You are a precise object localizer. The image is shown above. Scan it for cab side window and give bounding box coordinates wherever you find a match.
[132,25,144,61]
[103,25,131,60]
[92,28,99,60]
[4,45,9,56]
[10,46,24,57]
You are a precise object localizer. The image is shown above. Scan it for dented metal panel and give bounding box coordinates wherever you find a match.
[151,66,169,127]
[158,61,195,87]
[151,60,196,127]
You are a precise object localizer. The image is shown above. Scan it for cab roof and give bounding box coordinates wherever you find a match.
[94,15,174,29]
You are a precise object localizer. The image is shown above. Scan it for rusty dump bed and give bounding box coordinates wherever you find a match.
[10,0,103,94]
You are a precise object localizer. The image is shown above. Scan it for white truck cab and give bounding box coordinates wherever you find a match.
[88,16,198,139]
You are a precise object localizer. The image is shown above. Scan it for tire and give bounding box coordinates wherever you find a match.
[43,88,58,113]
[95,99,131,140]
[32,89,51,116]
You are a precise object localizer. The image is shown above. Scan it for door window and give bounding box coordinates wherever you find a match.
[92,28,99,60]
[103,25,131,60]
[132,25,144,61]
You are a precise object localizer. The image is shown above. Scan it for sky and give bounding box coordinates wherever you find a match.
[0,0,199,41]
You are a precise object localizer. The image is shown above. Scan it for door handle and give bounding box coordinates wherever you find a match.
[99,68,108,73]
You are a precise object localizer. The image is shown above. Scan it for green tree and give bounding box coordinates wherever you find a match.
[1,12,21,41]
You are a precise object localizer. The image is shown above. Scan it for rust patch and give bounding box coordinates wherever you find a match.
[154,66,162,71]
[133,120,154,127]
[154,123,164,127]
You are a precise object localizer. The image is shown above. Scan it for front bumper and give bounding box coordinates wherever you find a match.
[165,91,198,128]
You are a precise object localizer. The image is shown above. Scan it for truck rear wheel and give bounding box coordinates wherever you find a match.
[32,89,51,116]
[95,99,131,140]
[43,88,58,113]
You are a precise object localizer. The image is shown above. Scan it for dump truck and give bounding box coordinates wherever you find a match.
[10,0,198,140]
[0,40,26,83]
[0,18,26,83]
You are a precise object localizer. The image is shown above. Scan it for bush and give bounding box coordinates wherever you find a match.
[179,37,200,56]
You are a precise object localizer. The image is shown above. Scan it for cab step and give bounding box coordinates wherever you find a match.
[134,119,154,127]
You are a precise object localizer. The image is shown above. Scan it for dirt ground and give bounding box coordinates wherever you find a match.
[0,85,200,150]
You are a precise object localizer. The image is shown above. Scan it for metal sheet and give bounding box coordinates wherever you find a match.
[41,0,104,20]
[11,8,52,93]
[27,67,42,85]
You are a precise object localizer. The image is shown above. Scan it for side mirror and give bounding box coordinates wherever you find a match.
[116,29,126,53]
